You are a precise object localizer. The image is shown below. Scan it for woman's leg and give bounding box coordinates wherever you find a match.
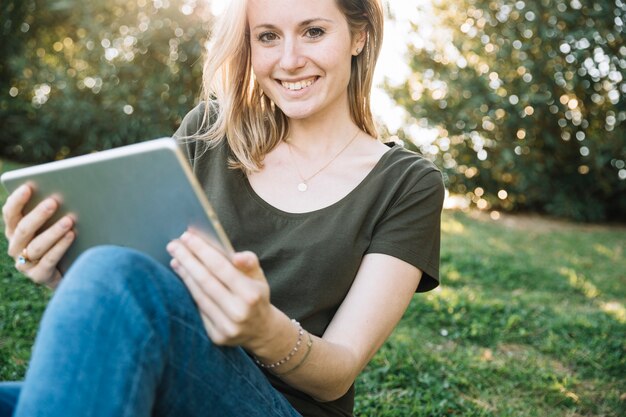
[12,245,301,417]
[0,382,21,417]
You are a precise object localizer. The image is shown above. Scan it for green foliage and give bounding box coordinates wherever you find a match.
[0,0,211,162]
[388,0,626,221]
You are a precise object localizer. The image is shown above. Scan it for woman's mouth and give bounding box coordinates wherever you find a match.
[279,77,318,91]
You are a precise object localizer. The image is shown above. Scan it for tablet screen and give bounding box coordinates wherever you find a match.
[1,138,233,273]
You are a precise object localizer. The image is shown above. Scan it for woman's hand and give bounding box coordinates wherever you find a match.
[2,184,75,288]
[167,230,274,349]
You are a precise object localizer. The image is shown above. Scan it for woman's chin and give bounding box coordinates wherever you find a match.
[276,104,319,121]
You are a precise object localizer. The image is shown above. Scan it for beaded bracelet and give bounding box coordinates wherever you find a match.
[276,330,313,376]
[254,319,303,369]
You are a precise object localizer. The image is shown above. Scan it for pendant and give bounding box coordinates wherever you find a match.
[297,182,308,192]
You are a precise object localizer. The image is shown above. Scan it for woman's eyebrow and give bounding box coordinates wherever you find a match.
[251,18,334,31]
[299,18,334,26]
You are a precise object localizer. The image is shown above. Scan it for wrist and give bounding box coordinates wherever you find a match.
[253,319,304,370]
[245,307,299,363]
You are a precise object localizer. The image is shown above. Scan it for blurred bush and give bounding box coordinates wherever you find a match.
[389,0,625,221]
[0,0,211,162]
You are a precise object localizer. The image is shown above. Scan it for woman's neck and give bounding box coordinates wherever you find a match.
[286,113,360,156]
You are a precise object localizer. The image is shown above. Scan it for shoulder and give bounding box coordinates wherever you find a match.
[174,101,220,138]
[177,102,206,137]
[174,101,225,167]
[379,144,444,196]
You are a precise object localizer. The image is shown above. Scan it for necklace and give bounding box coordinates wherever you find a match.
[286,129,361,192]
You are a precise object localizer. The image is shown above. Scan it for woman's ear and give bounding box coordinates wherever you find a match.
[352,29,367,56]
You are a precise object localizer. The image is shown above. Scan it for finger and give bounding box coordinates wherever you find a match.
[184,231,267,290]
[169,241,253,327]
[26,216,74,261]
[2,184,32,239]
[180,231,244,291]
[168,238,233,296]
[170,257,239,344]
[231,251,265,281]
[44,270,63,290]
[26,231,75,285]
[172,233,269,314]
[176,234,269,319]
[168,240,248,320]
[8,197,58,258]
[200,313,227,345]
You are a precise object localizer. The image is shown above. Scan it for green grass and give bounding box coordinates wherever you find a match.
[0,158,624,415]
[0,159,54,380]
[355,212,626,416]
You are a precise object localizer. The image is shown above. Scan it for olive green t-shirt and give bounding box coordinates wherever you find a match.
[174,103,444,417]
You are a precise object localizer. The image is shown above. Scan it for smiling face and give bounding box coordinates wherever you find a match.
[247,0,363,122]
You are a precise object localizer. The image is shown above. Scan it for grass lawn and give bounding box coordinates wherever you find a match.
[0,161,624,415]
[355,212,626,416]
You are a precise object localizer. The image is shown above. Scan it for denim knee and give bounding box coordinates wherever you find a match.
[43,246,187,358]
[55,246,188,326]
[0,382,21,417]
[69,245,161,277]
[57,245,194,328]
[61,245,172,294]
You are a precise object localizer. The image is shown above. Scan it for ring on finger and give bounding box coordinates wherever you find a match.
[17,247,38,266]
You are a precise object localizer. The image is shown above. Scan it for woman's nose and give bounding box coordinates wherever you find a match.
[279,40,306,71]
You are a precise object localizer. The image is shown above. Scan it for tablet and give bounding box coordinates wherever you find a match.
[1,138,234,274]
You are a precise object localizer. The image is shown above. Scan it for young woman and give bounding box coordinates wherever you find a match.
[0,0,444,416]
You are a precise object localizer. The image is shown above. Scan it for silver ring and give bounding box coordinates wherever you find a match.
[18,248,37,265]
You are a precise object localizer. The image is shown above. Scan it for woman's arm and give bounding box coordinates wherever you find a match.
[271,252,422,401]
[167,230,421,402]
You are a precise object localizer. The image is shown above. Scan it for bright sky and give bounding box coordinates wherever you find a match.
[208,0,432,135]
[372,1,423,133]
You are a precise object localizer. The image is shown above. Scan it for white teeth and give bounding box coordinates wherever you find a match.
[281,78,315,91]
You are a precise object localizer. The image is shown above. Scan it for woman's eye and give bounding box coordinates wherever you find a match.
[305,27,325,39]
[258,32,278,43]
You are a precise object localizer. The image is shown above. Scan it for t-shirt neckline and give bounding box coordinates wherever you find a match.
[242,144,401,218]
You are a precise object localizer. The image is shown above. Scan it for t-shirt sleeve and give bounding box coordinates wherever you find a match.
[366,168,445,292]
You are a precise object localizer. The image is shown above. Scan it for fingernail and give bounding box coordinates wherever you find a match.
[59,217,72,229]
[44,198,56,210]
[18,185,29,196]
[166,242,176,253]
[181,232,191,242]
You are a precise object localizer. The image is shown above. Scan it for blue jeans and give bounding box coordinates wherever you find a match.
[0,246,302,417]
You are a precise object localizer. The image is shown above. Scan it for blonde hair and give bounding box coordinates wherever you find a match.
[196,0,384,172]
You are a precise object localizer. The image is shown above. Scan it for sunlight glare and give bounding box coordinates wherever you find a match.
[208,0,228,16]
